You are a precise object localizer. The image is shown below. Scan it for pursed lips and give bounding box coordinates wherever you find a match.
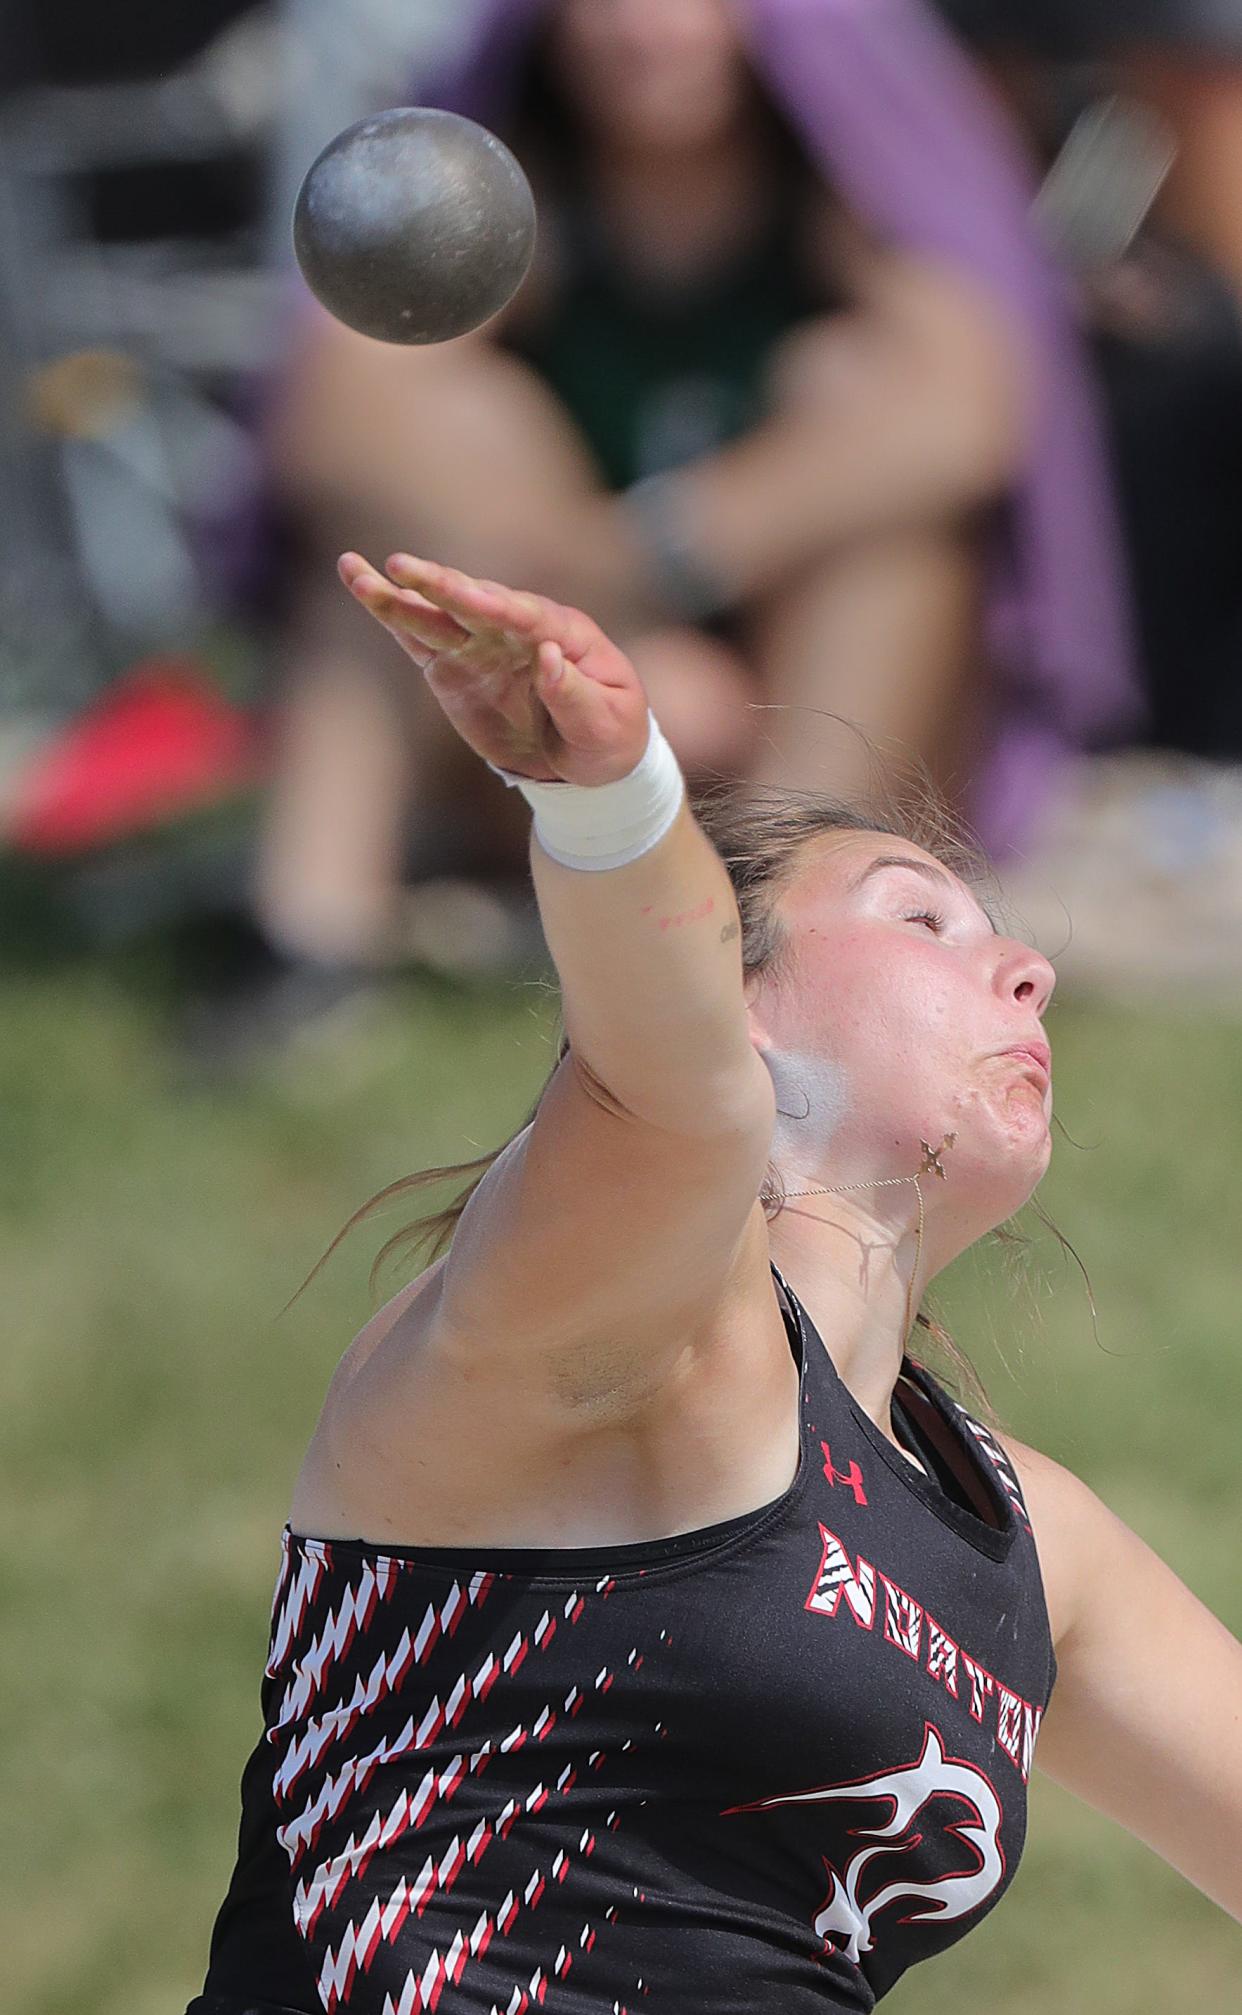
[998,1042,1052,1086]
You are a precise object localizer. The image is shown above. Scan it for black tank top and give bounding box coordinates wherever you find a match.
[502,196,836,492]
[190,1265,1056,2015]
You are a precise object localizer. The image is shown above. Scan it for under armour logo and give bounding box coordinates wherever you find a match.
[821,1442,867,1506]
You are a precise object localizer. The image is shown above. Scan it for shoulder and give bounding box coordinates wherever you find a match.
[993,1431,1147,1652]
[999,1431,1086,1518]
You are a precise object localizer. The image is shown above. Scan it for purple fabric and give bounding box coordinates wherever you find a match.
[417,0,1142,853]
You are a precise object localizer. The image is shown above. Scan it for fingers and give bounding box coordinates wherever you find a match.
[340,549,606,687]
[338,553,470,655]
[386,553,536,633]
[386,553,588,652]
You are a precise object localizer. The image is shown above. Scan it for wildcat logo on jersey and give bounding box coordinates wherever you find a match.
[723,1722,1006,1966]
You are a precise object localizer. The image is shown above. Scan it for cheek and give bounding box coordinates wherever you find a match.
[820,935,958,1064]
[780,974,919,1131]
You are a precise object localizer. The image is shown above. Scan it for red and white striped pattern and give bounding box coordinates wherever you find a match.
[293,1744,491,1938]
[267,1546,326,1677]
[368,1827,603,2015]
[485,1911,601,2015]
[279,1552,651,2011]
[280,1723,447,1870]
[311,1825,566,2014]
[302,1681,623,2003]
[271,1560,404,1732]
[295,1705,592,1938]
[268,1536,294,1622]
[274,1631,418,1802]
[954,1411,1034,1535]
[278,1588,595,1864]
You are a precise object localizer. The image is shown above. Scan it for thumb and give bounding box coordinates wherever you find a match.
[533,642,605,747]
[533,641,648,782]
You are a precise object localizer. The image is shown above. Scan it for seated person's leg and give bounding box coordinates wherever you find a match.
[257,321,646,965]
[745,525,987,813]
[684,272,1021,814]
[270,314,648,627]
[624,627,760,785]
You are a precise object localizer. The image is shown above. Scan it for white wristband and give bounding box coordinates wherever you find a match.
[487,710,685,871]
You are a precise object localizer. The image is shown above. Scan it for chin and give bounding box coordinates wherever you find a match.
[1001,1123,1053,1215]
[950,1104,1052,1231]
[985,1076,1053,1159]
[962,1161,1049,1247]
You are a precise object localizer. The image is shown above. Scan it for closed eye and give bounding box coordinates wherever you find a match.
[905,909,946,932]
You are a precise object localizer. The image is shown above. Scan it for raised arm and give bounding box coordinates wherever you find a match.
[338,552,777,1398]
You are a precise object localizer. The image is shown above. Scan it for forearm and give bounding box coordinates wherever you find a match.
[583,283,1022,617]
[339,547,770,1138]
[452,335,1015,637]
[666,374,1015,603]
[502,424,994,644]
[529,802,767,1139]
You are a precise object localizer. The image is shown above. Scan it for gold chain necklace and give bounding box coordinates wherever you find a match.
[782,1135,956,1341]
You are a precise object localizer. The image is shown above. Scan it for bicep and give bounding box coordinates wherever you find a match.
[430,1047,776,1408]
[1016,1446,1242,1923]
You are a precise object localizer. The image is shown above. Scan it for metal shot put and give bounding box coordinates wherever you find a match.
[293,108,537,345]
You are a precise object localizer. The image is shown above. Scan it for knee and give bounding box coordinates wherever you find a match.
[624,627,759,781]
[270,315,601,583]
[273,314,589,479]
[770,272,1030,513]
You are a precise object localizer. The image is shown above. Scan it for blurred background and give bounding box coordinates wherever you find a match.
[2,1,1240,2008]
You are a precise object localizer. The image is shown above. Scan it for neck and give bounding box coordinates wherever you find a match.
[582,125,775,284]
[769,1189,928,1434]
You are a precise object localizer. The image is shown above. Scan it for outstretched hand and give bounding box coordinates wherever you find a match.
[339,552,652,786]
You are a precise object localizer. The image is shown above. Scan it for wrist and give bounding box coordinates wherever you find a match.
[620,469,737,624]
[488,711,686,872]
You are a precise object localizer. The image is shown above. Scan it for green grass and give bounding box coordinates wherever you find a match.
[3,956,1239,2013]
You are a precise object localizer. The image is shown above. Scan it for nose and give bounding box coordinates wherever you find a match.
[991,937,1055,1017]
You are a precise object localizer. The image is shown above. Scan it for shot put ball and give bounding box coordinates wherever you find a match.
[292,107,537,344]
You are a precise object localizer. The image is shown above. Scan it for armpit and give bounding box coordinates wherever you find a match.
[569,1047,640,1123]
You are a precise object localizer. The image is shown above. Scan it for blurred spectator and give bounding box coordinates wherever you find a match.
[940,1,1242,760]
[241,0,1136,1001]
[0,0,278,833]
[943,0,1242,301]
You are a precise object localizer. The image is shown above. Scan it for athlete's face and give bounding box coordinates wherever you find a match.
[748,832,1056,1236]
[548,0,751,155]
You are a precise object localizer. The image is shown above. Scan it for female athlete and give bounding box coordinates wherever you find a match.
[190,552,1242,2014]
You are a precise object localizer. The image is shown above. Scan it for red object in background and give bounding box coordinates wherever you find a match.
[6,660,267,856]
